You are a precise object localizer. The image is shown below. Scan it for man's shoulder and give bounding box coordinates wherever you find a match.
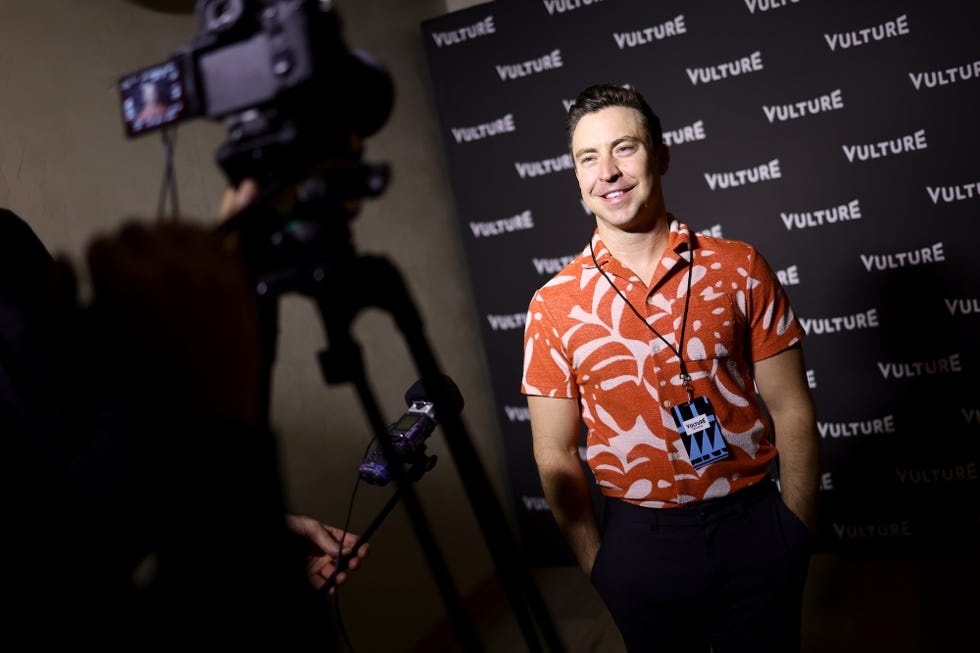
[530,245,592,298]
[690,230,760,262]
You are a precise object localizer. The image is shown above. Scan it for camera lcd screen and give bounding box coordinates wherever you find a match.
[119,59,188,137]
[199,35,279,116]
[393,413,421,432]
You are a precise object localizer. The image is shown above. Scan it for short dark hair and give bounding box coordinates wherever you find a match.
[566,83,663,150]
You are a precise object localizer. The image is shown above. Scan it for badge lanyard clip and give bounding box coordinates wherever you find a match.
[680,370,695,402]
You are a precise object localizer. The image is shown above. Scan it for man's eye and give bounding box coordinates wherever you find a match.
[616,145,635,155]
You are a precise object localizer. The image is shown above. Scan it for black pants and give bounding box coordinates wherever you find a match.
[590,480,812,653]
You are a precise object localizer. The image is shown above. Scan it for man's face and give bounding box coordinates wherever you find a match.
[571,105,668,233]
[142,83,158,105]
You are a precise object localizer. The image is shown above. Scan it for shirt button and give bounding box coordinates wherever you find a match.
[663,400,671,408]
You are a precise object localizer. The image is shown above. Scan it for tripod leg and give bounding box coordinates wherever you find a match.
[368,256,565,653]
[312,296,484,652]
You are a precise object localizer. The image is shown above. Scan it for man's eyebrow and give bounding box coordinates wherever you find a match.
[611,136,641,148]
[573,135,642,159]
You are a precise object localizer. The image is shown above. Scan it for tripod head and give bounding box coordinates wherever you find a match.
[219,157,390,300]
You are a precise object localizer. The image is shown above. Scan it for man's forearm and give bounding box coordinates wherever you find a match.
[773,410,820,533]
[538,457,601,575]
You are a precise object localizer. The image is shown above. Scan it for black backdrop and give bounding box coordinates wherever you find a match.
[421,0,979,565]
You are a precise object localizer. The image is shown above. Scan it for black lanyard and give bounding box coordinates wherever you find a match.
[590,239,696,401]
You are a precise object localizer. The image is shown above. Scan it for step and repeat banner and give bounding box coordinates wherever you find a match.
[421,0,979,565]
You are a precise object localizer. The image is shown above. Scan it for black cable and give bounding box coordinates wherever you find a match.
[332,437,374,653]
[157,127,180,221]
[590,238,695,397]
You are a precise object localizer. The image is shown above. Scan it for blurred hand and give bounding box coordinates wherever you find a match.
[285,513,369,594]
[218,178,260,223]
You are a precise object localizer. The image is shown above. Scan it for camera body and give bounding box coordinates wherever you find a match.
[120,0,320,137]
[118,0,393,185]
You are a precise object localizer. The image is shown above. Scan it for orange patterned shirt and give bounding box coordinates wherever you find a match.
[522,219,805,507]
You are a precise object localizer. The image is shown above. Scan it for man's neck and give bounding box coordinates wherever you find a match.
[596,215,672,285]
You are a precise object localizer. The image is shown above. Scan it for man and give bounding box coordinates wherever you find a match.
[521,83,819,652]
[134,80,168,125]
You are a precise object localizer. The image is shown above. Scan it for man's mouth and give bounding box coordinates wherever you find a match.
[601,188,629,200]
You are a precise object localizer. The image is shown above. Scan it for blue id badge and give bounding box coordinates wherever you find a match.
[670,396,732,470]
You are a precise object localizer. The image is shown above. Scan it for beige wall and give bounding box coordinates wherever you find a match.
[0,0,506,649]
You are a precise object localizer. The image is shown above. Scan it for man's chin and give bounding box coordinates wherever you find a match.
[597,211,663,234]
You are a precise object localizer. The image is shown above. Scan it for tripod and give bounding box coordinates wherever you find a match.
[225,171,566,653]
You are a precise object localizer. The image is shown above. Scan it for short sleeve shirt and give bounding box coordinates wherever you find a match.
[521,220,805,507]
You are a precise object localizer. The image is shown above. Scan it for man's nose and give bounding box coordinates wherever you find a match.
[598,155,620,182]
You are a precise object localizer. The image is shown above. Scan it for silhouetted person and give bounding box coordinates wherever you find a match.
[0,209,363,647]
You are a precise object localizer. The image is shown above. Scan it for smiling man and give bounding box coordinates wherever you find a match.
[521,83,819,652]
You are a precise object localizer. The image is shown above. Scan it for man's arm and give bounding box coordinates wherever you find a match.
[527,395,601,575]
[754,345,820,533]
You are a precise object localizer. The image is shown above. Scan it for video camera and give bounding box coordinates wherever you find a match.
[118,0,394,187]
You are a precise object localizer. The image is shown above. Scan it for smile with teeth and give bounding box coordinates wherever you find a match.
[601,188,630,200]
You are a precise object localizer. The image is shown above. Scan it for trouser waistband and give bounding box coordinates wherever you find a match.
[603,478,778,525]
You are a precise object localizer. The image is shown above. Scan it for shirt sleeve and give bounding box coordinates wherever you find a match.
[521,290,578,399]
[744,247,806,362]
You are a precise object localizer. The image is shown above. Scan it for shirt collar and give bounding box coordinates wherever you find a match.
[587,217,695,279]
